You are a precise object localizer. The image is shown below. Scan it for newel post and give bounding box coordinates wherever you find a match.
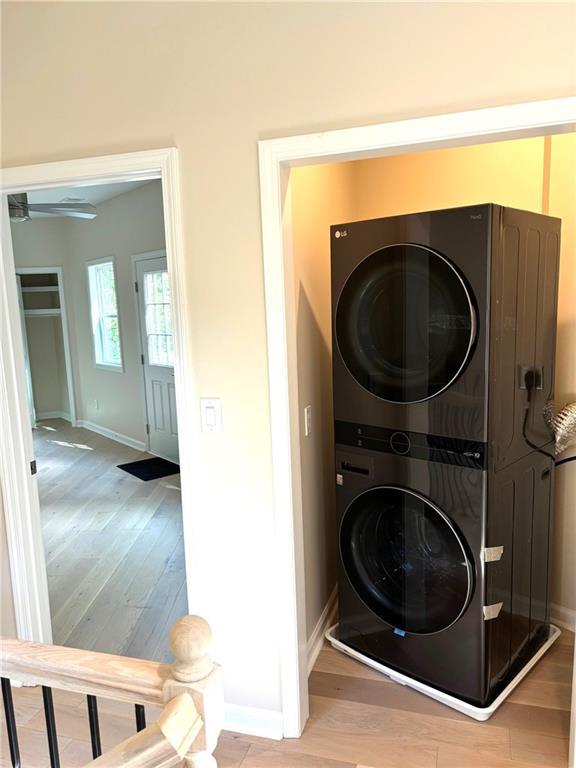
[163,616,223,768]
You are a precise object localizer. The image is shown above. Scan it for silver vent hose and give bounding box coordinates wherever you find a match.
[544,401,576,456]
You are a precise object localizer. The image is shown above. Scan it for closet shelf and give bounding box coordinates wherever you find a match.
[24,309,62,317]
[21,286,60,293]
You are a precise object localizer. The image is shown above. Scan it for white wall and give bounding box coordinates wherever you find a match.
[2,0,574,727]
[67,180,165,444]
[11,181,166,446]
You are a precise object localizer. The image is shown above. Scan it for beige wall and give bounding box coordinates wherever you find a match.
[291,133,575,641]
[1,1,574,717]
[290,161,355,638]
[25,316,69,416]
[11,181,165,444]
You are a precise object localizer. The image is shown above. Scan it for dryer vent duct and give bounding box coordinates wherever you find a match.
[544,401,576,455]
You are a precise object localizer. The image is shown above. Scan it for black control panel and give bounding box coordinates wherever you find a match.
[335,420,486,469]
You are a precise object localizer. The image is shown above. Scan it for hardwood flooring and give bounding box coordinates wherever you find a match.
[1,630,573,767]
[34,419,187,662]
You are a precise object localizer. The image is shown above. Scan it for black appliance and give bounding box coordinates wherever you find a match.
[332,204,560,706]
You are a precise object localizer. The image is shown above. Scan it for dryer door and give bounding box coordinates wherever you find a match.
[340,486,473,634]
[335,244,476,403]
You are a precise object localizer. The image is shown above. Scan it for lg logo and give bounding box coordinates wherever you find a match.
[334,229,348,239]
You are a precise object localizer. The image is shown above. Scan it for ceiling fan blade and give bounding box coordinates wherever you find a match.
[26,203,97,219]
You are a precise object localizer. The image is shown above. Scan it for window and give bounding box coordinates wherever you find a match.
[143,269,174,366]
[87,260,122,368]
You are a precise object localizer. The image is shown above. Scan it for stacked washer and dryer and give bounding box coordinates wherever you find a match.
[330,203,561,713]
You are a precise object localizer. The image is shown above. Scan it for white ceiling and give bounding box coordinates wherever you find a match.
[24,180,155,217]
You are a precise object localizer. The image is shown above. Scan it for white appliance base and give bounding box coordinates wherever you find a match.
[325,622,561,721]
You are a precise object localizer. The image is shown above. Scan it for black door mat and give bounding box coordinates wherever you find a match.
[117,457,180,481]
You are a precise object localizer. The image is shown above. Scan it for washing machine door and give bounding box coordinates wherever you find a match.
[335,244,476,403]
[340,486,473,634]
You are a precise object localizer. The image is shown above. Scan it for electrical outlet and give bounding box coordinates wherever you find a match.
[304,405,312,436]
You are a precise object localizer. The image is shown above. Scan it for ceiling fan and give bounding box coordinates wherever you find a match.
[8,192,98,222]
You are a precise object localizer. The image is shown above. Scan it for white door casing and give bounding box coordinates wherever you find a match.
[135,253,179,464]
[1,149,194,653]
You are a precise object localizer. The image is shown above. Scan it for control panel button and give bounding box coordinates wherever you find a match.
[390,431,411,455]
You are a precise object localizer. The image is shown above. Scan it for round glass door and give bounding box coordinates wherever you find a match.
[335,244,476,403]
[340,486,473,634]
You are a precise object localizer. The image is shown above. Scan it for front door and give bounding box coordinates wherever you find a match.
[136,255,179,463]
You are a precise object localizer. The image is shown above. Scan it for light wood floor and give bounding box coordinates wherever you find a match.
[2,630,573,767]
[34,419,187,662]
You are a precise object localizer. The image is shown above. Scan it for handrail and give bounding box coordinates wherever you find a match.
[0,638,169,706]
[84,693,203,767]
[0,615,223,767]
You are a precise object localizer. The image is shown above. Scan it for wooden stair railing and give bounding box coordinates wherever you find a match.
[0,615,223,767]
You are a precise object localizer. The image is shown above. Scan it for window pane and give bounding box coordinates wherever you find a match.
[88,261,122,367]
[103,316,121,365]
[144,269,174,366]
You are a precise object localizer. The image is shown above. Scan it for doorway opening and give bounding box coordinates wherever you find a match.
[1,150,194,665]
[10,179,186,661]
[258,98,576,739]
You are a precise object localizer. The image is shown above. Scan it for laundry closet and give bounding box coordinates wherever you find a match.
[289,133,575,706]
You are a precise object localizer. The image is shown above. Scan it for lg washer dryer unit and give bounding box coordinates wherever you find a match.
[330,205,562,716]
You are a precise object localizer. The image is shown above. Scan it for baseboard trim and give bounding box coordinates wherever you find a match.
[76,420,146,452]
[36,411,71,422]
[551,603,576,632]
[224,703,283,740]
[307,586,338,676]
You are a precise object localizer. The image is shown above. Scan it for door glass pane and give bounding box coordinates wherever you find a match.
[335,245,475,403]
[340,487,472,634]
[143,270,174,366]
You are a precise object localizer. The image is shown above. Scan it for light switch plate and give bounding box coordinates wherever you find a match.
[200,398,222,432]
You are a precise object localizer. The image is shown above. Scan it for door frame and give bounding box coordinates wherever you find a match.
[132,249,175,459]
[0,148,195,643]
[15,265,76,425]
[257,97,576,737]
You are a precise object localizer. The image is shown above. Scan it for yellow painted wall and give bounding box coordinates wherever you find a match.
[549,133,576,616]
[291,133,576,641]
[2,0,575,716]
[349,137,546,219]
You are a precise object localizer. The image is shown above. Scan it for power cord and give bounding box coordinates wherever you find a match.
[522,405,555,461]
[521,369,575,467]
